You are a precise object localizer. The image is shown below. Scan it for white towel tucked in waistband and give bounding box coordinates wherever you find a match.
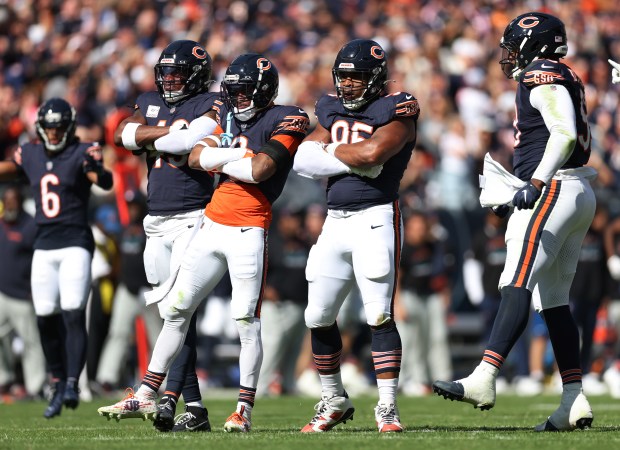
[478,153,526,208]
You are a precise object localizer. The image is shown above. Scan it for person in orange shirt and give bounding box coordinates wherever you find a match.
[98,53,309,433]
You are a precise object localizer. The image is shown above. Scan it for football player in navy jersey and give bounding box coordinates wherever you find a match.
[0,98,113,418]
[98,40,218,432]
[293,39,419,433]
[99,53,309,433]
[433,12,595,432]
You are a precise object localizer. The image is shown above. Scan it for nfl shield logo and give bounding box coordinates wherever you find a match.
[46,161,53,171]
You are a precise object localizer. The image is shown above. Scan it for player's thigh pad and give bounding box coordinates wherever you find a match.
[58,247,92,311]
[31,249,61,315]
[228,227,265,320]
[143,234,171,286]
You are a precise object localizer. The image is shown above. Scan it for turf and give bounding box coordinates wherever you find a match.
[1,393,619,449]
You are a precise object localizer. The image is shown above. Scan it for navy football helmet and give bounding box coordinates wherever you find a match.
[332,39,388,110]
[221,53,279,122]
[154,40,213,103]
[499,12,567,78]
[35,98,77,153]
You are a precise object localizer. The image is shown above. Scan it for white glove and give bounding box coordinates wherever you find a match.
[350,164,383,179]
[608,255,620,280]
[609,59,620,85]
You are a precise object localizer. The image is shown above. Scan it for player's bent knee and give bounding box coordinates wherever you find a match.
[364,302,392,327]
[305,304,337,329]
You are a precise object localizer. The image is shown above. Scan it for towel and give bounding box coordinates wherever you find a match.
[478,153,526,207]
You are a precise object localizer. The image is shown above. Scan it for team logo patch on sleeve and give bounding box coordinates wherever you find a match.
[275,115,310,134]
[395,97,420,118]
[523,70,565,86]
[146,105,160,118]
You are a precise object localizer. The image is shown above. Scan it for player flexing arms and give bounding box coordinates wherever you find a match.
[98,40,218,432]
[0,98,113,418]
[293,39,419,433]
[433,12,595,432]
[99,53,309,433]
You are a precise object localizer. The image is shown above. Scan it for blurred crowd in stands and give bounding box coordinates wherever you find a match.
[2,0,620,402]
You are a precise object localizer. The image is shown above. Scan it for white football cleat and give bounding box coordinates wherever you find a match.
[301,391,355,432]
[97,388,157,421]
[535,387,593,431]
[374,402,404,432]
[432,363,496,410]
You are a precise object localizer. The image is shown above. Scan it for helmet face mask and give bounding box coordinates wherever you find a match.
[499,12,568,79]
[222,54,279,122]
[155,40,213,103]
[35,98,76,153]
[332,39,388,110]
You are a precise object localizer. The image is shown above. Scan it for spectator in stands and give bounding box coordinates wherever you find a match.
[397,209,452,397]
[0,186,46,399]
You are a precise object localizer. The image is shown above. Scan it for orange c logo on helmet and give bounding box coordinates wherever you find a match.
[370,46,385,59]
[256,58,271,70]
[518,16,540,29]
[192,46,207,59]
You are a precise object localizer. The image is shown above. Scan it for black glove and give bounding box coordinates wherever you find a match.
[83,146,104,175]
[491,205,510,218]
[512,182,542,210]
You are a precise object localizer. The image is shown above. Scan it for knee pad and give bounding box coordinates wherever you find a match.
[305,303,338,329]
[364,300,392,327]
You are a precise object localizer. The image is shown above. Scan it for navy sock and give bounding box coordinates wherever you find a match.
[62,309,88,380]
[37,313,66,380]
[543,305,582,384]
[485,286,531,368]
[311,323,342,375]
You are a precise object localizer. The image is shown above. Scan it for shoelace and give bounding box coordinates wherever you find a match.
[309,398,330,423]
[121,387,136,401]
[174,411,196,425]
[377,406,397,424]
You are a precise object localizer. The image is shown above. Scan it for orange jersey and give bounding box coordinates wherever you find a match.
[205,102,309,228]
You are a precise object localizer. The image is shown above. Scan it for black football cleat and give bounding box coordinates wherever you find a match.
[172,405,211,432]
[153,395,178,432]
[44,381,66,418]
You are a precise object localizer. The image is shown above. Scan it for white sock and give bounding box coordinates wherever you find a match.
[319,372,344,397]
[136,385,157,399]
[238,403,252,419]
[377,377,398,405]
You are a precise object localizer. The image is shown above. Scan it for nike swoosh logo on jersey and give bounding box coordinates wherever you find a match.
[405,95,412,99]
[371,224,384,229]
[541,64,555,69]
[241,228,252,232]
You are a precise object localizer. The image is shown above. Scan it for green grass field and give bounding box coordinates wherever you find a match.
[1,393,620,449]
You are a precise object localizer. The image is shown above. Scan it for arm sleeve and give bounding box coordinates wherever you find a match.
[198,146,249,171]
[529,84,577,185]
[153,116,218,154]
[220,157,257,184]
[292,140,351,179]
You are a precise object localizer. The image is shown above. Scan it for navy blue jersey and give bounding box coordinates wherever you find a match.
[14,141,98,251]
[205,101,309,228]
[0,212,36,299]
[136,91,218,215]
[513,59,591,181]
[315,92,419,211]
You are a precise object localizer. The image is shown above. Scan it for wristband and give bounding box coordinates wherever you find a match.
[121,122,142,150]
